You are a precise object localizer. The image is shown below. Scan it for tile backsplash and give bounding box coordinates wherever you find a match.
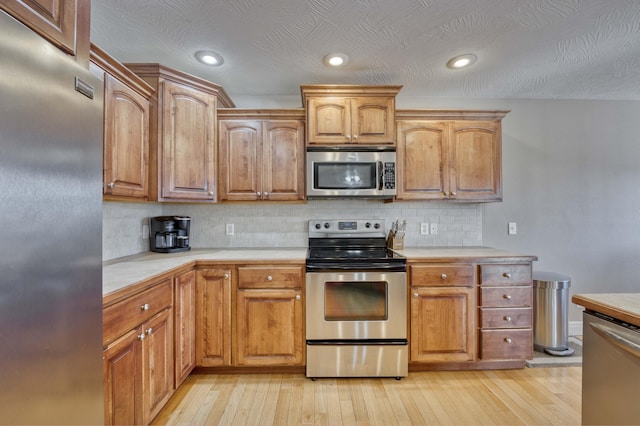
[103,200,482,261]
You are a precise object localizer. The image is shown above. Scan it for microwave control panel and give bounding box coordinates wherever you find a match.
[384,162,396,189]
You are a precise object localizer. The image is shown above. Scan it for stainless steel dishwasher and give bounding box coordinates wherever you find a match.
[582,311,640,425]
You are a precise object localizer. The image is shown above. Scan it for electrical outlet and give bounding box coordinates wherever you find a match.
[430,223,438,235]
[226,224,234,236]
[420,223,429,235]
[142,225,149,240]
[508,222,517,235]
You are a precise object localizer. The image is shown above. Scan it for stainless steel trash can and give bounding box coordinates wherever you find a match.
[532,271,574,356]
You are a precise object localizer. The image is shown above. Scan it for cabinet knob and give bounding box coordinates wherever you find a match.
[413,292,419,298]
[223,273,229,279]
[353,134,358,140]
[504,337,512,344]
[141,303,150,311]
[145,327,153,335]
[441,274,447,280]
[263,192,269,198]
[256,192,261,197]
[503,316,512,322]
[502,294,512,300]
[209,191,214,196]
[346,134,351,141]
[267,275,273,281]
[503,272,512,278]
[451,192,456,196]
[107,182,115,189]
[138,333,146,341]
[295,295,301,301]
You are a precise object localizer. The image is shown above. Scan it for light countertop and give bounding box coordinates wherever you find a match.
[572,293,640,327]
[103,246,537,300]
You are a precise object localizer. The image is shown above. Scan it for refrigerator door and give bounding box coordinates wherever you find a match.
[0,11,104,424]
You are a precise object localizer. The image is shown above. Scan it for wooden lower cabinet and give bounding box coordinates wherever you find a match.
[174,270,196,387]
[195,268,232,366]
[103,307,173,425]
[477,263,534,362]
[236,288,303,365]
[410,286,476,363]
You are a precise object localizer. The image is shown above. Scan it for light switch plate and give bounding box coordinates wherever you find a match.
[226,224,234,235]
[420,223,429,235]
[508,222,517,235]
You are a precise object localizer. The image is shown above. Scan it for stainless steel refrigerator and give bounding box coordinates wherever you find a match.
[0,11,103,424]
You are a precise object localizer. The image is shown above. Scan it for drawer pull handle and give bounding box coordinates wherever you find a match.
[145,327,153,335]
[503,272,512,278]
[503,294,512,300]
[441,274,447,279]
[267,275,273,281]
[138,333,146,341]
[504,337,512,344]
[141,303,150,311]
[503,316,512,322]
[295,295,301,301]
[414,292,419,298]
[223,273,229,279]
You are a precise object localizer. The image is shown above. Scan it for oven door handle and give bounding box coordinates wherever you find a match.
[306,264,406,272]
[378,161,384,190]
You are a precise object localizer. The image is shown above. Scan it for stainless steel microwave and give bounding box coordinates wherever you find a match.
[306,147,396,199]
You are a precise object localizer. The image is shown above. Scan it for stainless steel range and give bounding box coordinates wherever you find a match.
[305,219,408,379]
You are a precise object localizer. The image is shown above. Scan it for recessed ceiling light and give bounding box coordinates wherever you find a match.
[323,53,349,67]
[446,54,477,69]
[195,50,224,66]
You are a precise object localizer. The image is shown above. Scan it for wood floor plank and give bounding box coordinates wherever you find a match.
[152,367,582,425]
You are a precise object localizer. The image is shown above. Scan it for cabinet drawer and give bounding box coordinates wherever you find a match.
[237,265,304,289]
[479,286,532,307]
[480,329,533,360]
[410,264,474,286]
[103,279,173,345]
[479,264,531,285]
[479,307,532,329]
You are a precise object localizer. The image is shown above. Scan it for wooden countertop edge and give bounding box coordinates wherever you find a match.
[572,294,640,327]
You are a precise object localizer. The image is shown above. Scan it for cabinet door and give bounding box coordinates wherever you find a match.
[103,74,149,199]
[174,270,195,387]
[262,120,305,201]
[103,329,141,426]
[218,120,262,201]
[306,97,350,144]
[396,121,449,200]
[161,80,217,201]
[235,288,304,366]
[350,97,395,144]
[195,268,232,366]
[449,120,502,201]
[140,308,174,426]
[0,0,84,56]
[410,287,476,363]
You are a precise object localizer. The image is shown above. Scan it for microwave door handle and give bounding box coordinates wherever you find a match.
[378,161,384,190]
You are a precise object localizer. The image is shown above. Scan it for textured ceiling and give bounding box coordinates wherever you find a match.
[90,0,640,102]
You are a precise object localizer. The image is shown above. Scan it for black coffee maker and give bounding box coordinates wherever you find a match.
[150,216,191,253]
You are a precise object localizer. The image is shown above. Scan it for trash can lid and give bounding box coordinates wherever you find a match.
[533,271,571,289]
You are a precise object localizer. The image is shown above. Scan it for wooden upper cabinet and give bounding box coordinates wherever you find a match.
[301,85,401,145]
[91,45,153,201]
[218,109,305,202]
[1,0,90,65]
[126,64,235,202]
[396,110,509,202]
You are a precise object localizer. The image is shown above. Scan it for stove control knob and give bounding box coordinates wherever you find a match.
[315,223,321,229]
[374,223,381,229]
[323,222,330,229]
[365,222,371,228]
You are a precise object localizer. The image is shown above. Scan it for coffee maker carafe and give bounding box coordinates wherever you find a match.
[150,216,191,253]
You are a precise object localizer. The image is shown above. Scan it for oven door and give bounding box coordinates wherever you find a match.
[305,271,407,341]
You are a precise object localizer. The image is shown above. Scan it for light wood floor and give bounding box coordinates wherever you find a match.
[152,367,581,425]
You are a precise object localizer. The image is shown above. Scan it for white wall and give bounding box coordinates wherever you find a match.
[104,94,640,321]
